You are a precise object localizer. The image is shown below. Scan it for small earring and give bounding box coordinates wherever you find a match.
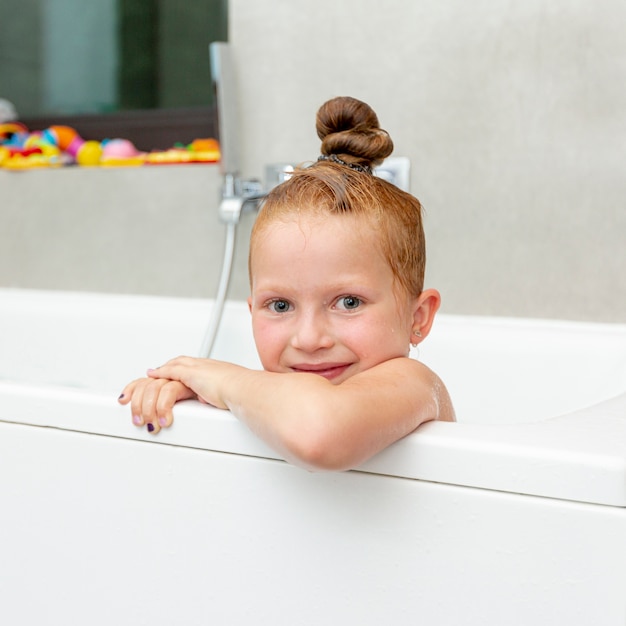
[410,329,422,348]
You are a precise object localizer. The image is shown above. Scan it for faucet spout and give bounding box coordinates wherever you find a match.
[218,170,266,224]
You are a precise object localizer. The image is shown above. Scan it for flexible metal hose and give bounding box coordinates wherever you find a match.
[198,221,237,357]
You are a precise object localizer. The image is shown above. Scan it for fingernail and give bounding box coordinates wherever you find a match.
[158,417,167,427]
[118,393,125,400]
[147,423,155,433]
[132,414,143,426]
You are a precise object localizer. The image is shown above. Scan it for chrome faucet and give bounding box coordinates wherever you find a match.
[218,173,266,224]
[210,42,267,224]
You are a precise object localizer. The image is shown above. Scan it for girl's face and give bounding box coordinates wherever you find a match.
[248,213,420,383]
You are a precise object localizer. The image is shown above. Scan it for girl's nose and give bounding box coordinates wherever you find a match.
[290,312,334,352]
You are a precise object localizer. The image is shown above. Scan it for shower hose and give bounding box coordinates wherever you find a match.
[198,221,237,358]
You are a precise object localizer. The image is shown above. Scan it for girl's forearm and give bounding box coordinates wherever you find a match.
[213,363,442,471]
[149,357,447,471]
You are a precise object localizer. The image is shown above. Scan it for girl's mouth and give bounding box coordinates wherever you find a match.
[291,363,351,381]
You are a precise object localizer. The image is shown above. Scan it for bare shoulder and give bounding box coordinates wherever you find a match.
[345,357,456,423]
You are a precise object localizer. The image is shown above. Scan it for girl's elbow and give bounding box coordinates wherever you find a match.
[281,425,357,472]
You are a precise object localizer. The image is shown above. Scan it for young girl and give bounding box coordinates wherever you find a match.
[119,96,455,470]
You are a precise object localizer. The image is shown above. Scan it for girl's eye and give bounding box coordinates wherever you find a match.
[336,296,362,310]
[269,299,292,313]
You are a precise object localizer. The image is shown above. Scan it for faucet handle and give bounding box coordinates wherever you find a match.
[240,179,264,196]
[218,178,266,224]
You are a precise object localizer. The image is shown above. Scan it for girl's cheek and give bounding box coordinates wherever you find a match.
[253,321,285,367]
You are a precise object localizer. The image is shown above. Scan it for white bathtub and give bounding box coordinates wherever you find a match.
[1,288,625,625]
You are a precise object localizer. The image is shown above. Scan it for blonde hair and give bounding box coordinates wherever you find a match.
[250,96,426,297]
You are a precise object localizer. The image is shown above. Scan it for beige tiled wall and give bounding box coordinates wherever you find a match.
[2,0,624,322]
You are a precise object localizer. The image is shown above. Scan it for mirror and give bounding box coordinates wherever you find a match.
[0,0,227,149]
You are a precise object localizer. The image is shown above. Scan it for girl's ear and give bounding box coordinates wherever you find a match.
[411,288,441,343]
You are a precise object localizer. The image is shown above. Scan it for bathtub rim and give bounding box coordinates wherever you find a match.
[2,380,625,508]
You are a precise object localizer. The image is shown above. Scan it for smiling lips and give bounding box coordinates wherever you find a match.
[291,363,351,381]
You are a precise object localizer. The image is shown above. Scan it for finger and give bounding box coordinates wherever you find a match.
[148,380,196,433]
[117,379,140,405]
[140,378,172,434]
[149,380,196,433]
[128,378,167,428]
[129,379,150,427]
[147,356,203,381]
[146,421,160,435]
[154,381,184,429]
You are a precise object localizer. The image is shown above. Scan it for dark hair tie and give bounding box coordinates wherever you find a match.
[317,154,372,174]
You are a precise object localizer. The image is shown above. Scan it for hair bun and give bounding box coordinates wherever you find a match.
[316,96,393,170]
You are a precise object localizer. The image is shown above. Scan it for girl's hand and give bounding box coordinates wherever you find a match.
[145,356,240,410]
[118,376,196,434]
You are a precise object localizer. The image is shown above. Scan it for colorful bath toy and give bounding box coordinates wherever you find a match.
[0,122,28,139]
[48,125,78,151]
[100,138,146,167]
[1,152,63,170]
[1,120,220,170]
[144,138,220,165]
[63,136,102,166]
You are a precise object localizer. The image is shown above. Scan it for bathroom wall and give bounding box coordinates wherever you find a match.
[229,0,626,322]
[2,0,624,322]
[0,165,254,301]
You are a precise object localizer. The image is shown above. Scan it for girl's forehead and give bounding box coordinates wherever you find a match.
[255,210,376,243]
[248,209,388,283]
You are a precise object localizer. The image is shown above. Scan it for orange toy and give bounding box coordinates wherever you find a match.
[48,125,78,151]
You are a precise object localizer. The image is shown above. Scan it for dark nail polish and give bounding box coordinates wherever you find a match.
[118,393,125,400]
[147,423,155,433]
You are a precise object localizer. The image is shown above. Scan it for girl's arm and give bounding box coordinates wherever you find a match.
[122,356,454,470]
